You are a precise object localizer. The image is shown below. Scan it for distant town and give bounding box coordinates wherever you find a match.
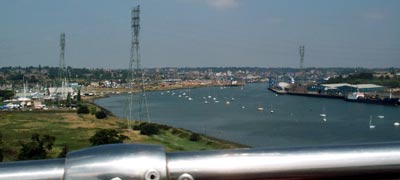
[0,66,400,110]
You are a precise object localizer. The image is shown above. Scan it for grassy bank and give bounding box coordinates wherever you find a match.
[0,111,248,162]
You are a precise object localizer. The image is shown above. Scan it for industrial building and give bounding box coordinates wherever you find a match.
[314,83,384,95]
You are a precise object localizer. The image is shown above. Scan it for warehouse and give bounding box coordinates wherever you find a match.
[317,83,384,94]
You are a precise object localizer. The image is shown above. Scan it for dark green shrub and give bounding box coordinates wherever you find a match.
[132,125,141,130]
[58,144,68,158]
[171,128,180,135]
[139,123,159,136]
[89,129,129,146]
[189,133,201,141]
[18,134,55,160]
[95,111,107,119]
[77,105,89,114]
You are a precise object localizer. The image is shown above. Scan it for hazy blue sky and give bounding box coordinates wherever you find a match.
[0,0,399,68]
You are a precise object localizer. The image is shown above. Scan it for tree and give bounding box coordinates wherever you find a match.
[189,133,201,141]
[77,104,89,114]
[77,89,81,102]
[95,111,107,119]
[66,93,71,107]
[58,144,68,158]
[89,129,129,146]
[139,123,159,136]
[0,132,3,162]
[0,90,14,100]
[18,133,56,160]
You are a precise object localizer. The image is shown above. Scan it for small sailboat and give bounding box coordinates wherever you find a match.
[320,106,327,117]
[226,101,230,105]
[188,97,193,101]
[369,116,375,129]
[269,105,274,113]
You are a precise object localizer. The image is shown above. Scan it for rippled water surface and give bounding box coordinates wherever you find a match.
[95,83,400,148]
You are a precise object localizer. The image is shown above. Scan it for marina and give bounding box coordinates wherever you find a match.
[96,83,400,148]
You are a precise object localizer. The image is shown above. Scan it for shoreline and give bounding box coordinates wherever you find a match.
[81,82,245,101]
[0,109,248,162]
[88,99,250,149]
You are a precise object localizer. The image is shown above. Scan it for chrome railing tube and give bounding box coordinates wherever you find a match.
[0,158,64,180]
[167,143,400,180]
[2,143,400,180]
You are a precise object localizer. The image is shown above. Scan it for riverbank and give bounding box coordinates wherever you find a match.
[0,109,248,162]
[81,82,245,101]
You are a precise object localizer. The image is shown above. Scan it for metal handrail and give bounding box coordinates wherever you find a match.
[2,142,400,180]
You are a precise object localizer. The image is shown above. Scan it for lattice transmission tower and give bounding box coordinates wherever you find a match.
[55,32,68,100]
[299,45,305,69]
[128,5,150,125]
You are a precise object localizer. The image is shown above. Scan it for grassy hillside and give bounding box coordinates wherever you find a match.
[0,111,247,162]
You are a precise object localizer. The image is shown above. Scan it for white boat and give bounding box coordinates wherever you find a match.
[369,116,375,129]
[226,101,230,105]
[377,115,384,119]
[323,118,327,122]
[178,95,182,98]
[213,97,217,101]
[214,101,220,103]
[257,107,264,111]
[346,92,365,100]
[241,106,245,109]
[231,98,235,101]
[188,97,193,101]
[394,122,400,126]
[204,101,209,104]
[320,114,327,117]
[208,96,212,99]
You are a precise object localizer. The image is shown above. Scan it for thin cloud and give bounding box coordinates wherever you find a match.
[206,0,238,10]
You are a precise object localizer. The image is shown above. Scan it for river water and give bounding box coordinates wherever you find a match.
[95,83,400,148]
